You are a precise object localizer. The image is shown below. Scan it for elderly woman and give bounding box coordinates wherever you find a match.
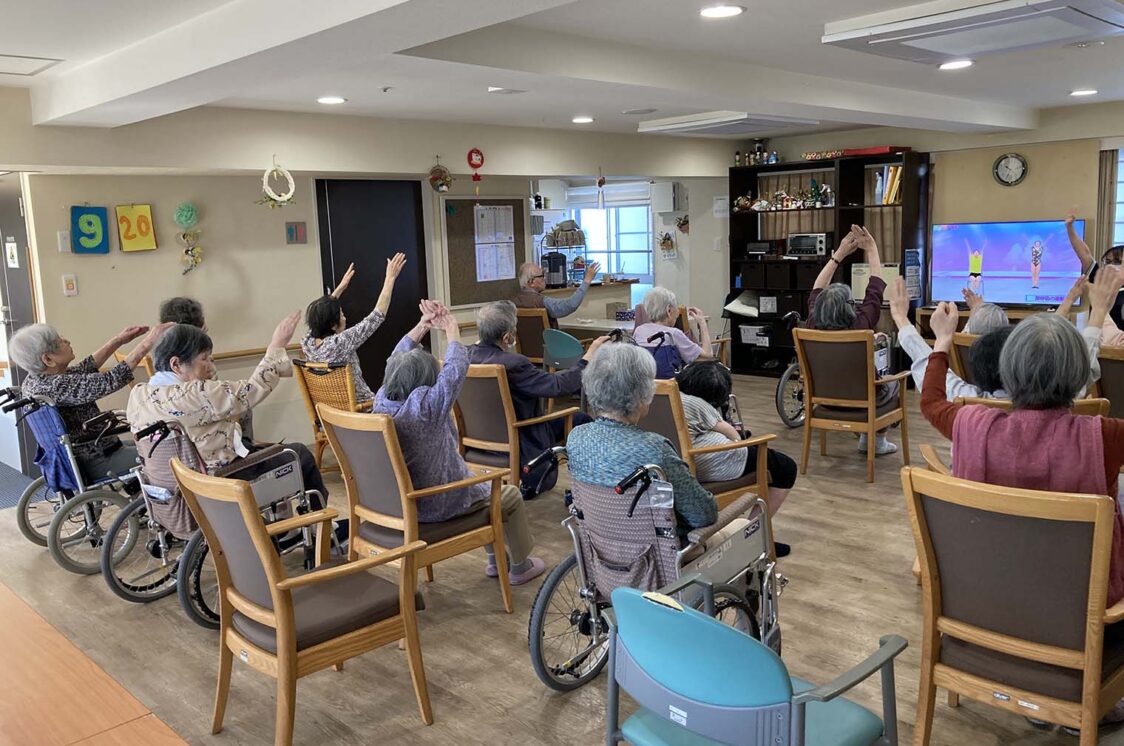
[301,253,406,404]
[127,312,330,513]
[375,302,544,584]
[633,287,712,379]
[12,322,172,483]
[159,296,206,330]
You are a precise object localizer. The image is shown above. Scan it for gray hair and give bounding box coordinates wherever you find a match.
[8,323,61,374]
[153,324,213,372]
[584,342,657,419]
[999,314,1089,410]
[382,348,440,401]
[965,303,1008,335]
[812,283,856,331]
[476,300,517,346]
[518,262,540,288]
[643,287,678,324]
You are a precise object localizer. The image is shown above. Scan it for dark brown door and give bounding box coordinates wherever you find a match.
[314,179,428,391]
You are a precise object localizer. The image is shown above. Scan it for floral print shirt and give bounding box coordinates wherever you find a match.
[300,308,384,403]
[22,356,133,458]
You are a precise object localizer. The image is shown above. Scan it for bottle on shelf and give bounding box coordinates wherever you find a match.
[735,150,742,167]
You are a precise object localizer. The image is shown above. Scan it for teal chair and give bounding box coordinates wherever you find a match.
[543,328,585,370]
[606,581,907,746]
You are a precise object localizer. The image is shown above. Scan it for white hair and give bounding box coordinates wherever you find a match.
[584,343,657,419]
[642,287,678,324]
[8,324,61,374]
[518,262,540,288]
[476,301,518,346]
[965,303,1009,336]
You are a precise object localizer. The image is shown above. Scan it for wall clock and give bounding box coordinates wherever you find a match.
[993,153,1027,187]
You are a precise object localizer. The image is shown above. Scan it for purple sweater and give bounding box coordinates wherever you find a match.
[373,336,488,522]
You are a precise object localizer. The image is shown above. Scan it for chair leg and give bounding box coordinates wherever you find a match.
[800,423,811,475]
[914,667,936,746]
[867,426,876,483]
[334,662,344,672]
[212,641,233,734]
[424,565,435,583]
[404,620,434,725]
[819,430,827,456]
[912,556,921,586]
[312,438,326,469]
[275,655,297,746]
[494,531,514,615]
[946,691,959,708]
[900,412,911,467]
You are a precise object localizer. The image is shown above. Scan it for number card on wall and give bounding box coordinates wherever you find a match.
[115,204,157,252]
[70,206,110,254]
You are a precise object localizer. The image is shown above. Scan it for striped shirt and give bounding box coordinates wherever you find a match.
[680,394,747,482]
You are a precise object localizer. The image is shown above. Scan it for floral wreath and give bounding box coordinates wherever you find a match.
[256,157,295,208]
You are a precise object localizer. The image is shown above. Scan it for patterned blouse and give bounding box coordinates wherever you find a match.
[22,356,133,458]
[300,308,384,403]
[126,348,290,470]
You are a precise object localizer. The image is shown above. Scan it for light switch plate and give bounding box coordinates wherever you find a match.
[57,230,71,252]
[713,237,723,252]
[62,274,78,296]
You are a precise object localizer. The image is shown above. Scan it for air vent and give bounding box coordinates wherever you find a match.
[823,0,1124,64]
[637,111,819,137]
[0,54,62,76]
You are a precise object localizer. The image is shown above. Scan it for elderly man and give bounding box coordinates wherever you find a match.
[467,300,605,497]
[513,260,600,327]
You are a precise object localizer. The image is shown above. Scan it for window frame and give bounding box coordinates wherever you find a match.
[569,203,653,282]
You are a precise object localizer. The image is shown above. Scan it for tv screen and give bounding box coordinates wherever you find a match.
[930,219,1085,306]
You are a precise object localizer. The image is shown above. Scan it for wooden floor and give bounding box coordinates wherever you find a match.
[0,377,1120,745]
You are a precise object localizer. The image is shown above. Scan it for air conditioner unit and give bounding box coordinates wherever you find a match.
[637,111,819,137]
[823,0,1124,64]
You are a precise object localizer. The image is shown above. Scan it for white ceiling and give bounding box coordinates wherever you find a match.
[2,0,1122,136]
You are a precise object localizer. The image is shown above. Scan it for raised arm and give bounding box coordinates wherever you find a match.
[543,261,600,319]
[813,230,857,290]
[90,325,149,369]
[330,263,356,299]
[374,252,407,316]
[921,303,964,439]
[686,307,713,358]
[856,224,882,276]
[1056,276,1087,319]
[1065,208,1095,273]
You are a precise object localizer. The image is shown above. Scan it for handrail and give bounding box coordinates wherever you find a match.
[212,343,301,361]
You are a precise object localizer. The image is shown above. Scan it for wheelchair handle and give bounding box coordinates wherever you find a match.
[135,421,169,441]
[522,445,567,475]
[2,396,35,414]
[0,387,20,405]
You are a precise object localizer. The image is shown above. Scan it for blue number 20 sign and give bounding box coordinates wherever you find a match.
[70,206,110,254]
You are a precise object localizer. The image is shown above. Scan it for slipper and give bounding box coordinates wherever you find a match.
[485,563,498,578]
[509,557,546,586]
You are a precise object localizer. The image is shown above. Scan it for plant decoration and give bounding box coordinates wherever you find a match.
[428,156,454,193]
[174,201,203,275]
[675,215,689,234]
[256,155,295,208]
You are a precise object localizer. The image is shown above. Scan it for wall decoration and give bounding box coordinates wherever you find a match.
[70,206,111,254]
[174,201,203,275]
[675,215,690,234]
[5,239,19,269]
[658,231,677,260]
[467,147,484,196]
[596,167,606,209]
[257,156,296,208]
[115,204,158,251]
[428,157,453,193]
[285,221,308,244]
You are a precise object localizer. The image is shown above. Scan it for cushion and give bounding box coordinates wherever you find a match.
[463,448,511,468]
[358,509,491,550]
[231,562,424,653]
[940,621,1124,703]
[812,399,900,423]
[700,473,758,496]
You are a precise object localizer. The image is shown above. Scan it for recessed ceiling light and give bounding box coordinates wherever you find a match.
[700,4,745,18]
[572,115,595,124]
[1071,88,1098,96]
[1068,40,1105,48]
[622,108,658,116]
[317,96,347,105]
[938,59,973,70]
[488,86,526,94]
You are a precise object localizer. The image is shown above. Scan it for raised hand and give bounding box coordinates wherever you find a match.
[961,286,983,310]
[116,325,149,344]
[836,229,858,258]
[583,261,601,284]
[419,299,441,327]
[854,225,877,254]
[331,262,356,298]
[887,276,910,326]
[930,301,960,347]
[134,322,175,355]
[385,253,407,282]
[1065,206,1078,228]
[270,311,302,350]
[582,335,611,362]
[1089,264,1123,319]
[1064,276,1087,304]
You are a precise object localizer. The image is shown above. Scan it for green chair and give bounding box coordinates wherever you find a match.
[606,581,907,745]
[543,329,584,370]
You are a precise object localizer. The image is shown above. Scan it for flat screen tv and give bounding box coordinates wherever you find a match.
[930,219,1085,306]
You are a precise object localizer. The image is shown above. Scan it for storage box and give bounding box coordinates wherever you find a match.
[777,292,803,315]
[795,261,824,289]
[742,264,766,289]
[766,263,793,290]
[739,325,769,347]
[606,301,629,318]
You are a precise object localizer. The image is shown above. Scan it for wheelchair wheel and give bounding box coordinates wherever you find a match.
[47,490,130,575]
[178,530,220,630]
[528,554,610,692]
[713,589,760,640]
[775,362,805,428]
[100,497,182,603]
[17,476,64,547]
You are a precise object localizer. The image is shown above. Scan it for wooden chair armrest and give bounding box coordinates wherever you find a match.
[918,444,951,475]
[276,540,427,591]
[354,399,373,412]
[1107,598,1124,624]
[406,469,510,499]
[875,371,911,386]
[688,433,776,457]
[514,407,580,429]
[265,508,339,536]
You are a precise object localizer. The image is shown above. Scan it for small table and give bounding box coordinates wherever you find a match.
[559,318,635,341]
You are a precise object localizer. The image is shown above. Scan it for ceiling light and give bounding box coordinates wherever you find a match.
[488,86,526,94]
[1068,40,1105,48]
[1071,88,1098,96]
[938,59,973,70]
[572,115,595,124]
[317,96,347,105]
[700,4,745,18]
[622,108,658,116]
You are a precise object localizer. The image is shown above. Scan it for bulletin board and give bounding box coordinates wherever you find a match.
[444,197,528,307]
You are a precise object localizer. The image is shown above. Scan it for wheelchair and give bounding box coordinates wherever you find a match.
[775,311,806,429]
[525,447,783,692]
[101,420,332,629]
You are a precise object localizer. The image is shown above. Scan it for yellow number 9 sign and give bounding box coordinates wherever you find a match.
[115,204,158,252]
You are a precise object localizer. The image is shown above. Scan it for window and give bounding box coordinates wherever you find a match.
[570,205,653,281]
[1116,150,1124,246]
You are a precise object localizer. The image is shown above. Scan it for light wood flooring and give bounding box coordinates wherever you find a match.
[0,377,1121,745]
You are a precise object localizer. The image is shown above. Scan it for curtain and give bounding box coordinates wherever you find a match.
[1097,149,1119,257]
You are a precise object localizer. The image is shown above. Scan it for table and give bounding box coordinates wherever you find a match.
[558,318,635,340]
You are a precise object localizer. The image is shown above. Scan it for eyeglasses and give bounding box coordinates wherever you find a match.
[530,273,545,280]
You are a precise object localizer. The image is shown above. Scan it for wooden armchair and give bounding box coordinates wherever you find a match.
[675,305,730,366]
[292,359,371,473]
[1094,346,1124,419]
[954,396,1111,416]
[515,308,551,365]
[171,459,432,746]
[948,332,978,385]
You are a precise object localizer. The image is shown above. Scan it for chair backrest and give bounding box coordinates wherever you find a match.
[636,379,690,462]
[792,328,874,406]
[114,351,155,381]
[515,308,550,364]
[456,365,516,450]
[950,332,978,385]
[1096,346,1124,419]
[903,467,1114,666]
[542,329,584,369]
[292,359,359,428]
[610,588,794,742]
[135,423,207,539]
[570,477,680,601]
[317,404,413,523]
[24,404,81,493]
[954,396,1112,417]
[172,458,281,613]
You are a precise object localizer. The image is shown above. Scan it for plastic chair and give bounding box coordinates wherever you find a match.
[606,584,906,745]
[543,329,584,370]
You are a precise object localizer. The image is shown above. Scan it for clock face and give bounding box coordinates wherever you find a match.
[993,153,1027,186]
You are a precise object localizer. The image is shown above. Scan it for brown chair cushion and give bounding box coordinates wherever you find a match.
[231,563,424,653]
[940,621,1124,703]
[358,508,491,549]
[812,399,900,423]
[463,448,511,468]
[700,473,758,495]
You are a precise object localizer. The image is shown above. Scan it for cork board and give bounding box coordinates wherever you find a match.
[445,197,528,307]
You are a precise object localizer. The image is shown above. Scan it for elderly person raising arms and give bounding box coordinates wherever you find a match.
[375,301,545,584]
[302,253,406,404]
[514,260,601,327]
[633,287,712,379]
[13,322,173,483]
